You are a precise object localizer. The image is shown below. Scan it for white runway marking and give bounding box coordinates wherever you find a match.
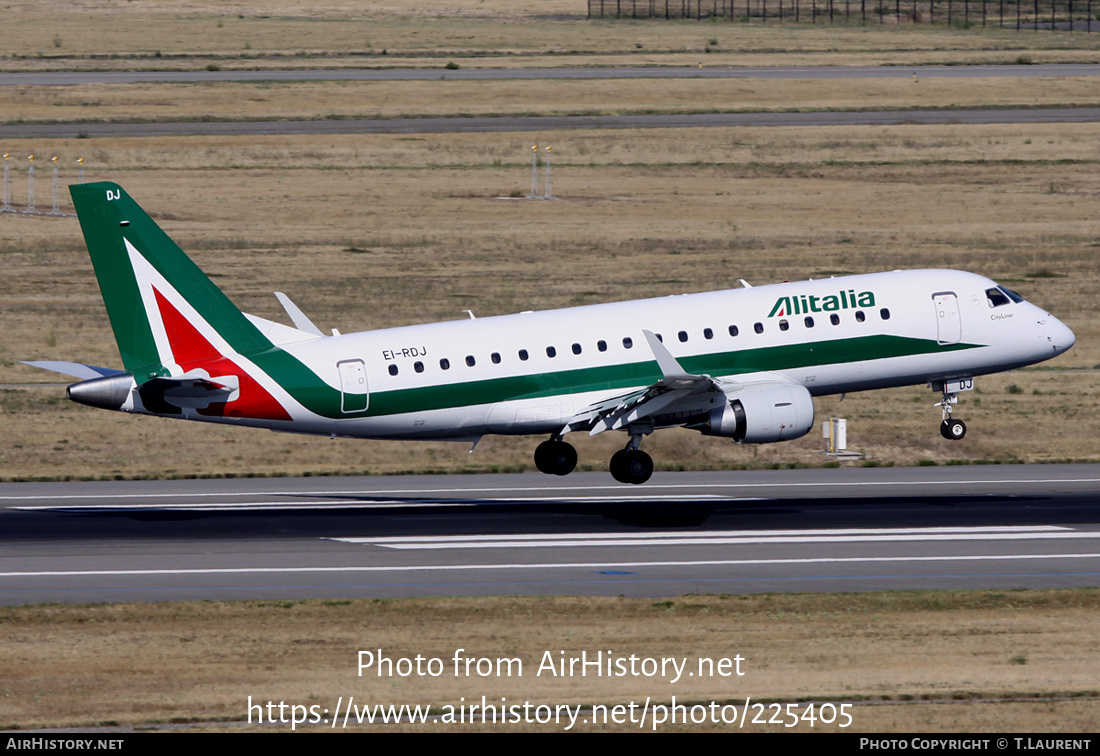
[3,552,1100,579]
[331,525,1095,550]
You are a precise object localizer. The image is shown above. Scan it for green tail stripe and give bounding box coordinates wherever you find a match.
[69,182,273,373]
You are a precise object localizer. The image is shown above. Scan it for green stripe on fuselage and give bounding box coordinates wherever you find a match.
[255,334,981,420]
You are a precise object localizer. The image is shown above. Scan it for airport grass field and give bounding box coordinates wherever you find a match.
[4,590,1100,732]
[4,124,1100,480]
[2,0,1100,733]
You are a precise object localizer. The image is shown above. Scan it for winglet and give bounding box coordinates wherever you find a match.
[642,330,692,381]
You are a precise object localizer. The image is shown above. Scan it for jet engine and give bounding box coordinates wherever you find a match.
[698,382,815,443]
[67,373,135,412]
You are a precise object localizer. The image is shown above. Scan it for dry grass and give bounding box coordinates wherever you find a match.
[2,590,1098,731]
[6,76,1100,124]
[3,0,1100,73]
[1,123,1098,479]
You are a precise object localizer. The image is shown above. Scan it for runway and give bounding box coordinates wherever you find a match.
[3,63,1099,86]
[3,465,1100,604]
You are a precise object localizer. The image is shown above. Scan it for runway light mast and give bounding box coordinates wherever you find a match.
[2,153,11,212]
[25,154,35,214]
[49,155,62,215]
[544,145,553,199]
[529,144,538,198]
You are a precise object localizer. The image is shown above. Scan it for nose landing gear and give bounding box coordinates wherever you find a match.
[936,388,967,440]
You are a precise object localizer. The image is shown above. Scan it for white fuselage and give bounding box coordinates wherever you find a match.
[214,269,1073,440]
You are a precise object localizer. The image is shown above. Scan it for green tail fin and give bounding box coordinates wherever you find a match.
[70,182,271,374]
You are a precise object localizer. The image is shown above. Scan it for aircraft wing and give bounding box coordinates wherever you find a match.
[564,330,725,436]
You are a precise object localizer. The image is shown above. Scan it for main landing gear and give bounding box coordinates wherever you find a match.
[609,434,653,485]
[533,431,654,484]
[936,389,967,440]
[533,436,577,476]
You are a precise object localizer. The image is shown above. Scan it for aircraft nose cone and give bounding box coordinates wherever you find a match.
[1046,316,1075,356]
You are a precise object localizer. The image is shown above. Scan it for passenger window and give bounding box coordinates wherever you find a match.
[830,314,840,326]
[388,364,398,376]
[880,308,891,320]
[728,325,739,337]
[414,361,424,373]
[855,311,865,323]
[572,343,582,355]
[678,331,688,342]
[622,337,633,349]
[655,333,663,342]
[518,349,529,361]
[779,319,789,332]
[804,317,814,328]
[703,328,713,340]
[491,352,501,364]
[440,358,450,370]
[465,355,476,367]
[546,346,557,358]
[753,322,763,334]
[597,340,607,352]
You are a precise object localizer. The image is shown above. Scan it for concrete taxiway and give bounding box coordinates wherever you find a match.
[3,465,1100,604]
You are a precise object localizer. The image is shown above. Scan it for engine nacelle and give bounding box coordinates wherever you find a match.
[699,383,815,444]
[67,373,135,411]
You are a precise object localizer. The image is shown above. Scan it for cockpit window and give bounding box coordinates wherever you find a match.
[1000,286,1024,303]
[986,287,1011,307]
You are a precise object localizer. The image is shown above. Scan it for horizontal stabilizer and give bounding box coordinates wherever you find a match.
[22,361,126,380]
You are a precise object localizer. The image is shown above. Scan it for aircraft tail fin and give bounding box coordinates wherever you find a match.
[69,182,272,378]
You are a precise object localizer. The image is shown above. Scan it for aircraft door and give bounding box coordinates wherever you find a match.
[933,292,962,345]
[337,359,368,413]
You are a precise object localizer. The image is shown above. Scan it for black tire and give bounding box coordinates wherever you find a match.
[609,449,629,482]
[534,440,577,475]
[940,419,966,440]
[610,449,653,485]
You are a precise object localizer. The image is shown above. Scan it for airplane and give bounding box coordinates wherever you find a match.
[25,182,1076,485]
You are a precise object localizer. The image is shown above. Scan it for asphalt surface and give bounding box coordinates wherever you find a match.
[2,63,1100,86]
[3,106,1100,140]
[4,465,1100,604]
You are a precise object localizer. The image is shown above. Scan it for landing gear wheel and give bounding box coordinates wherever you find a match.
[609,449,653,485]
[940,418,966,440]
[534,440,577,476]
